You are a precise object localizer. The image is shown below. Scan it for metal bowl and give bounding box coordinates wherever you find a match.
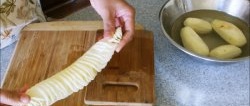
[159,0,250,62]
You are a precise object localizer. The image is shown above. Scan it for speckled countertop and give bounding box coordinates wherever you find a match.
[1,0,249,106]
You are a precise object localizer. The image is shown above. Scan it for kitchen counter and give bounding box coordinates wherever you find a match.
[1,0,249,106]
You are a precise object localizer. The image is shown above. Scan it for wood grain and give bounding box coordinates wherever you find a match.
[1,22,154,106]
[1,31,96,106]
[85,31,155,106]
[23,21,144,31]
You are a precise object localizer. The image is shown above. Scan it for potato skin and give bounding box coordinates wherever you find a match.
[211,19,247,47]
[180,26,209,56]
[184,17,212,34]
[209,45,242,59]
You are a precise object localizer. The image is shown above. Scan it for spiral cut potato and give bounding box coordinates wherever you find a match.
[25,28,123,106]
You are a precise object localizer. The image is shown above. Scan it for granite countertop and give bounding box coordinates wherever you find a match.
[1,0,249,106]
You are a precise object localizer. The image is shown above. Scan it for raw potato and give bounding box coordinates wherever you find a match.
[184,17,212,34]
[25,28,123,106]
[180,26,209,56]
[209,45,242,59]
[211,19,247,47]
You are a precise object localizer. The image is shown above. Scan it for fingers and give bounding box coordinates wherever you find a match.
[90,0,135,52]
[115,18,122,27]
[0,89,30,105]
[20,94,30,104]
[116,9,135,52]
[116,30,134,52]
[102,11,116,38]
[19,84,29,93]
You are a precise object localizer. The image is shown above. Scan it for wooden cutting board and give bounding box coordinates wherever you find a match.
[1,21,155,106]
[85,30,155,106]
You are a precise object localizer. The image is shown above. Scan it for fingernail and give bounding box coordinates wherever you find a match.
[20,94,30,103]
[116,48,121,53]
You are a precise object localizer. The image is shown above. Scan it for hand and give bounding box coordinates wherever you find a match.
[0,88,30,106]
[90,0,135,52]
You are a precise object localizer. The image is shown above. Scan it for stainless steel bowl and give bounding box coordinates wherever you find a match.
[159,0,250,62]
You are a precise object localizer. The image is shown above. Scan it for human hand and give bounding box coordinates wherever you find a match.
[0,87,30,106]
[90,0,135,52]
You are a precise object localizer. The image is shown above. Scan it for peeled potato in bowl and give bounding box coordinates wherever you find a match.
[209,45,242,59]
[211,19,247,47]
[180,26,210,56]
[184,17,212,34]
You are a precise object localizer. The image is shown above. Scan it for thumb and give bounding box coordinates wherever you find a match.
[102,13,116,38]
[0,89,30,105]
[20,94,30,103]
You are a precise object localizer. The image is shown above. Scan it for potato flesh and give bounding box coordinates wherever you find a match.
[209,45,242,59]
[211,19,247,47]
[180,26,209,56]
[25,28,122,106]
[184,17,212,34]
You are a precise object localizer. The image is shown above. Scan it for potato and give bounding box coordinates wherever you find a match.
[180,26,209,56]
[209,45,242,59]
[25,28,123,106]
[184,17,212,34]
[211,19,247,47]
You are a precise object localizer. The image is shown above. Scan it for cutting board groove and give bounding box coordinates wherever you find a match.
[85,31,155,106]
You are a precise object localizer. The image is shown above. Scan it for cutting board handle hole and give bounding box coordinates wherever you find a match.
[103,81,139,91]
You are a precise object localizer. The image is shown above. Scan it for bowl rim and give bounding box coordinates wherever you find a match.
[159,1,250,63]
